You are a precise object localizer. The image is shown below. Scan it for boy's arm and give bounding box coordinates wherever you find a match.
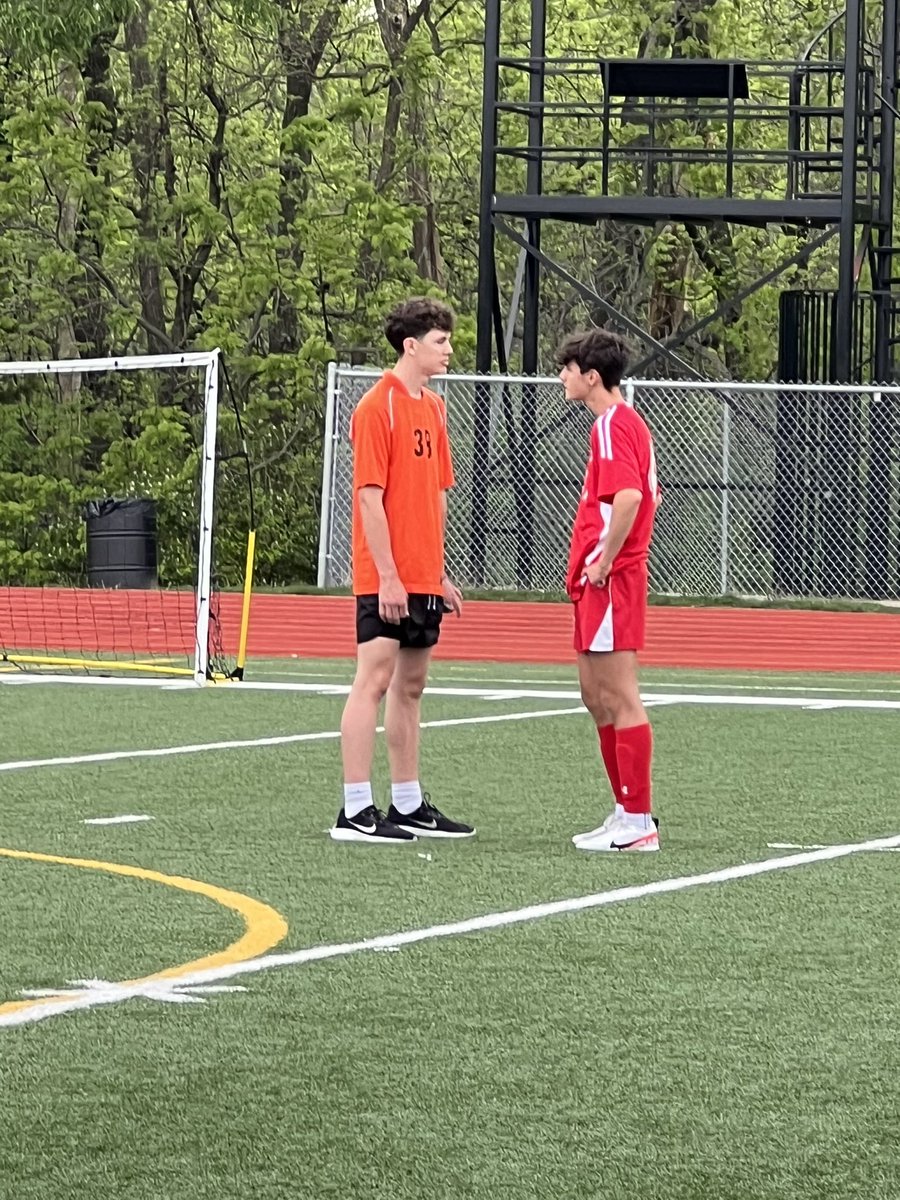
[585,490,642,586]
[358,486,408,623]
[586,419,644,586]
[439,490,463,616]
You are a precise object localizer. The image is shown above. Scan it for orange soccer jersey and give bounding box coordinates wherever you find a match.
[350,370,455,596]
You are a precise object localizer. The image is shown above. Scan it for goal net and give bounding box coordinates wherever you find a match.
[0,351,253,684]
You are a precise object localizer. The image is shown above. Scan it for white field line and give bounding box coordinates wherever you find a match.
[4,832,899,1029]
[158,681,900,708]
[6,671,900,698]
[260,664,900,682]
[2,682,898,775]
[262,668,900,696]
[141,678,900,709]
[767,841,900,852]
[0,706,585,774]
[83,815,154,826]
[0,674,200,688]
[20,674,892,708]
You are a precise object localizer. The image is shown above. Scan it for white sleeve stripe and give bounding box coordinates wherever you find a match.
[592,417,604,460]
[597,409,614,459]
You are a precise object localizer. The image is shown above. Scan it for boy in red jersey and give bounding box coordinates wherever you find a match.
[331,298,475,845]
[558,329,661,852]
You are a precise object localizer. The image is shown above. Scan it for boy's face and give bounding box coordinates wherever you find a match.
[559,361,597,403]
[405,327,452,376]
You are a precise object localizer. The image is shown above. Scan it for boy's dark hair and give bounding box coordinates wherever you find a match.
[384,297,455,354]
[555,329,631,390]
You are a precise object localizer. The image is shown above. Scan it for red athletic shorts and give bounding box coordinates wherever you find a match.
[571,563,648,653]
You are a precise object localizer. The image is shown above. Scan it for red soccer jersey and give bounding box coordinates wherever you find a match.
[566,403,659,596]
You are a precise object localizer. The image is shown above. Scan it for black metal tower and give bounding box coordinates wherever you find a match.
[475,0,900,384]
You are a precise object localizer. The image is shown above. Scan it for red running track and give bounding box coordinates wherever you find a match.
[2,587,899,673]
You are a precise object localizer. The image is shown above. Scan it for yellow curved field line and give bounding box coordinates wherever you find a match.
[0,847,288,1019]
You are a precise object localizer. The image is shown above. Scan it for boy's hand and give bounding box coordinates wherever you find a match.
[379,574,409,623]
[585,559,612,587]
[442,575,463,617]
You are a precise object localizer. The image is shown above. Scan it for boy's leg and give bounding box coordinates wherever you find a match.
[384,646,432,789]
[576,651,618,795]
[572,653,620,843]
[583,647,648,731]
[571,564,656,847]
[383,597,475,839]
[597,649,653,818]
[573,571,648,836]
[574,648,656,851]
[341,636,399,791]
[332,632,417,843]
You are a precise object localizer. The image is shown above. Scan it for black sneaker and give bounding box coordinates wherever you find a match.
[387,795,476,839]
[329,805,417,844]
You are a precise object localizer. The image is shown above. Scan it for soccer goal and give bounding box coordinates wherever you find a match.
[0,350,255,685]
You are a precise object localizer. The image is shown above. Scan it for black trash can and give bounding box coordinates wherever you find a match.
[84,498,158,589]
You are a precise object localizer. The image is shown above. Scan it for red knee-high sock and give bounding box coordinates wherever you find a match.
[597,724,622,805]
[615,723,653,814]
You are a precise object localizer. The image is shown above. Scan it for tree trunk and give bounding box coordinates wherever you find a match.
[270,0,342,354]
[407,99,445,286]
[171,0,227,349]
[356,0,435,296]
[74,30,117,356]
[53,59,82,403]
[124,0,169,353]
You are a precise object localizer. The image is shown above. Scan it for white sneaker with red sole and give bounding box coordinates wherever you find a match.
[574,814,660,852]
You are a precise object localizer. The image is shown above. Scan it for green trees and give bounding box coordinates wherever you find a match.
[0,0,845,585]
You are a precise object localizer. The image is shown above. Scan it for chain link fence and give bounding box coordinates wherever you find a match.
[318,366,900,601]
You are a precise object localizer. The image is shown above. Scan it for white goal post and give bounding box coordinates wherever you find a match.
[0,349,245,686]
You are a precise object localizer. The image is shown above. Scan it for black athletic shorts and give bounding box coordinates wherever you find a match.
[356,593,444,649]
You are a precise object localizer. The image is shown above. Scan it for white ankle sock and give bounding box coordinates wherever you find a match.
[343,782,373,820]
[615,802,625,819]
[391,780,423,815]
[623,810,653,831]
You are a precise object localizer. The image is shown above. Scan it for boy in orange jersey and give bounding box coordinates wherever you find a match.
[331,298,476,844]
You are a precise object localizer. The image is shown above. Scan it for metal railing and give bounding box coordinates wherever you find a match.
[319,366,900,601]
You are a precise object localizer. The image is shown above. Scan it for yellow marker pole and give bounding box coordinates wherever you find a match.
[233,529,257,681]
